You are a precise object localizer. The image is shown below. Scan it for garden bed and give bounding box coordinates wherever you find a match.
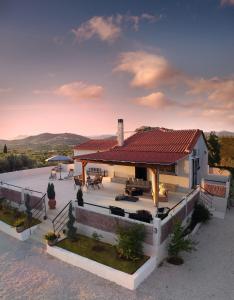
[47,235,156,290]
[57,235,149,274]
[0,200,40,240]
[0,208,40,228]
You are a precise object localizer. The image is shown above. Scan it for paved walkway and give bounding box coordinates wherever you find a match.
[0,209,234,300]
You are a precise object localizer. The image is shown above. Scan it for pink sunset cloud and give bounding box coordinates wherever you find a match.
[115,51,181,89]
[134,92,174,108]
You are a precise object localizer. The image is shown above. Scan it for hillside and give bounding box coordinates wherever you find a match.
[0,133,90,151]
[220,137,234,168]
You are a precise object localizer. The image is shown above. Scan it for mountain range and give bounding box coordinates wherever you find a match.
[0,133,90,151]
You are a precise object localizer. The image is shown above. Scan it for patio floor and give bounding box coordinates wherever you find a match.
[1,168,190,218]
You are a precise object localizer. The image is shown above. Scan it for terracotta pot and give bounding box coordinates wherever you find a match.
[48,198,56,209]
[16,225,25,233]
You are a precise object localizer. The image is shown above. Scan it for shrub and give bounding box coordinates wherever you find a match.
[76,188,84,206]
[66,203,77,241]
[168,221,196,259]
[45,232,57,241]
[92,231,104,251]
[14,218,26,227]
[92,231,103,242]
[116,224,146,261]
[190,203,211,230]
[47,183,55,199]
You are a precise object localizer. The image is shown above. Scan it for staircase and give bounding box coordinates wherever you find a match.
[199,186,216,213]
[31,200,76,244]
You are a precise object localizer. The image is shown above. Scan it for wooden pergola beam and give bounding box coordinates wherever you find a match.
[81,161,87,185]
[76,158,173,170]
[150,167,159,207]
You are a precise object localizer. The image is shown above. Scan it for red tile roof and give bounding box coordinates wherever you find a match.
[75,128,203,165]
[74,139,117,151]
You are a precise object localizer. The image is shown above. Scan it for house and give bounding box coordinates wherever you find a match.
[74,119,209,206]
[73,138,118,175]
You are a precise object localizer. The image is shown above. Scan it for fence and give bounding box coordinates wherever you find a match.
[0,181,47,220]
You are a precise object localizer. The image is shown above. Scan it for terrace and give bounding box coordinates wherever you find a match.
[0,167,190,218]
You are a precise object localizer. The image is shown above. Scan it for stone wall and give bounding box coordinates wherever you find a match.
[160,191,199,244]
[0,187,43,210]
[75,207,154,245]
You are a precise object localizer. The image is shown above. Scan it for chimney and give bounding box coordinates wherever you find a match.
[117,119,124,146]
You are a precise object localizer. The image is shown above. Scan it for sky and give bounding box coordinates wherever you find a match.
[0,0,234,139]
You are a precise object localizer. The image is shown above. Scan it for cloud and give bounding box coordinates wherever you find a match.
[72,16,121,42]
[126,13,161,31]
[33,89,51,95]
[55,81,104,101]
[134,92,175,108]
[187,77,234,109]
[115,51,181,88]
[0,88,12,93]
[72,13,161,42]
[220,0,234,6]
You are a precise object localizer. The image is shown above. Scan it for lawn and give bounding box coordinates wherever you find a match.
[0,202,40,228]
[57,235,149,274]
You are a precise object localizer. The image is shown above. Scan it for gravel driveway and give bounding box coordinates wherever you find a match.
[1,209,234,300]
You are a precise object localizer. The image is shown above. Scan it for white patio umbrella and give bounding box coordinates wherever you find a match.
[45,155,74,180]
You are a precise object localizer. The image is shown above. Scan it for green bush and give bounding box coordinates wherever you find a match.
[190,203,211,230]
[168,221,196,259]
[66,203,77,241]
[47,183,55,199]
[116,224,146,261]
[14,218,26,227]
[45,232,57,241]
[76,188,84,206]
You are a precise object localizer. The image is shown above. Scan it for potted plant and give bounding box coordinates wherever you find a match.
[47,183,56,209]
[45,231,58,246]
[14,218,26,233]
[76,188,84,206]
[167,221,196,265]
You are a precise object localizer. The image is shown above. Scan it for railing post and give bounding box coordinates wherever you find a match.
[43,195,47,220]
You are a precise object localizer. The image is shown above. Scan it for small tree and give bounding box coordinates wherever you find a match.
[3,144,7,154]
[116,224,146,261]
[47,183,55,200]
[76,188,84,206]
[190,203,211,230]
[25,194,32,227]
[207,132,221,165]
[66,203,77,241]
[168,221,196,265]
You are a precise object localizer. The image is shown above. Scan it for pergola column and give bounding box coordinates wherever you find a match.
[81,161,87,185]
[151,167,159,207]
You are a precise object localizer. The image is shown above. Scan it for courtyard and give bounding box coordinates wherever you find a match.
[0,207,234,300]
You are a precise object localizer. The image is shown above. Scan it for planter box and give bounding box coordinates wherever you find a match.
[47,244,156,290]
[0,220,38,241]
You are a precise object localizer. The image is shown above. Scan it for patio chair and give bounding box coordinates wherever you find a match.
[64,169,74,180]
[86,176,95,190]
[49,170,57,180]
[109,206,125,217]
[93,176,103,189]
[129,210,153,223]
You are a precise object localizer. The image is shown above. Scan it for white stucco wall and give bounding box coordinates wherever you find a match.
[176,156,189,177]
[113,165,135,178]
[74,149,114,176]
[189,135,208,187]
